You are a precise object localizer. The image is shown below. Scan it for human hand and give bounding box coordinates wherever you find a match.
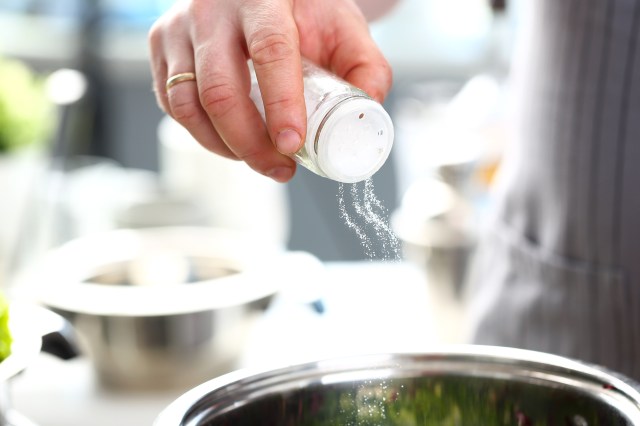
[149,0,392,183]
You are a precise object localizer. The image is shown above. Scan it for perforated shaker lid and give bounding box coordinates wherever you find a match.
[315,97,394,183]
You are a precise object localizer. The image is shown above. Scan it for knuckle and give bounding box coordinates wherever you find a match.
[154,91,169,113]
[375,61,393,97]
[237,146,273,174]
[170,100,201,124]
[208,146,239,160]
[164,11,187,36]
[149,12,178,44]
[188,0,209,16]
[198,137,237,159]
[167,90,201,123]
[248,31,296,67]
[264,95,295,110]
[148,22,162,45]
[199,79,238,119]
[381,61,393,86]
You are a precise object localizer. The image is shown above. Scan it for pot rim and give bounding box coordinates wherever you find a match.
[154,345,640,425]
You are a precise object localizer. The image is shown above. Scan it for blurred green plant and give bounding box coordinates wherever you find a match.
[0,293,11,361]
[0,57,54,154]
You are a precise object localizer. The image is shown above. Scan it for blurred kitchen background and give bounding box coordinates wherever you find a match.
[0,0,523,424]
[0,0,517,265]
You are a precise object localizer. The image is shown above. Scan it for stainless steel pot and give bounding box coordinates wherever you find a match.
[154,346,640,425]
[29,227,317,390]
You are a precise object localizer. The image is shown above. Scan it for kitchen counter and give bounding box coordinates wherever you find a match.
[10,260,467,426]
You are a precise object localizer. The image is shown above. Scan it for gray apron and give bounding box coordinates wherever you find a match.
[465,0,640,380]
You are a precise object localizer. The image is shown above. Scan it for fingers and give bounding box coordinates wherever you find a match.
[301,1,393,103]
[340,54,393,104]
[331,26,392,103]
[149,9,237,160]
[148,16,171,114]
[241,4,306,156]
[147,0,392,184]
[190,5,297,181]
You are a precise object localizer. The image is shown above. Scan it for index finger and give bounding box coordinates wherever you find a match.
[241,3,306,156]
[191,19,297,182]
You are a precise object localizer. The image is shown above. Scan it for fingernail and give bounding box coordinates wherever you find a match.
[267,167,294,183]
[275,129,302,154]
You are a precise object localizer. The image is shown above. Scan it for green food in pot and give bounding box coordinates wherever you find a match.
[197,376,631,425]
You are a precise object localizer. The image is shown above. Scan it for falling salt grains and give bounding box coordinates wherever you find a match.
[362,179,400,260]
[252,58,398,259]
[338,183,374,258]
[338,179,400,261]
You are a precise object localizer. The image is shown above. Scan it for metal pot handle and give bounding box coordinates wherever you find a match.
[29,305,80,360]
[41,325,78,361]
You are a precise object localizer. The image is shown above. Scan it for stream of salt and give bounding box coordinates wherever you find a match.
[337,179,400,261]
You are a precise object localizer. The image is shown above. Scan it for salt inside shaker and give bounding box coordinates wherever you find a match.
[249,59,394,183]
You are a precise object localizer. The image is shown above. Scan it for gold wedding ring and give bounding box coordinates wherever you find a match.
[165,72,196,91]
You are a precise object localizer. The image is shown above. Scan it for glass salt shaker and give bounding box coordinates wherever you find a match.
[249,59,394,183]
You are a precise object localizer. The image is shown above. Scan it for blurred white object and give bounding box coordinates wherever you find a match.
[392,178,473,249]
[59,157,158,237]
[8,156,160,282]
[158,116,290,247]
[45,68,87,106]
[0,150,45,287]
[391,177,474,299]
[33,156,157,249]
[370,0,494,76]
[115,195,210,229]
[392,75,504,198]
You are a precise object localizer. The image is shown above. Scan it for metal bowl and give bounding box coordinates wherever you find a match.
[154,346,640,425]
[29,227,302,390]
